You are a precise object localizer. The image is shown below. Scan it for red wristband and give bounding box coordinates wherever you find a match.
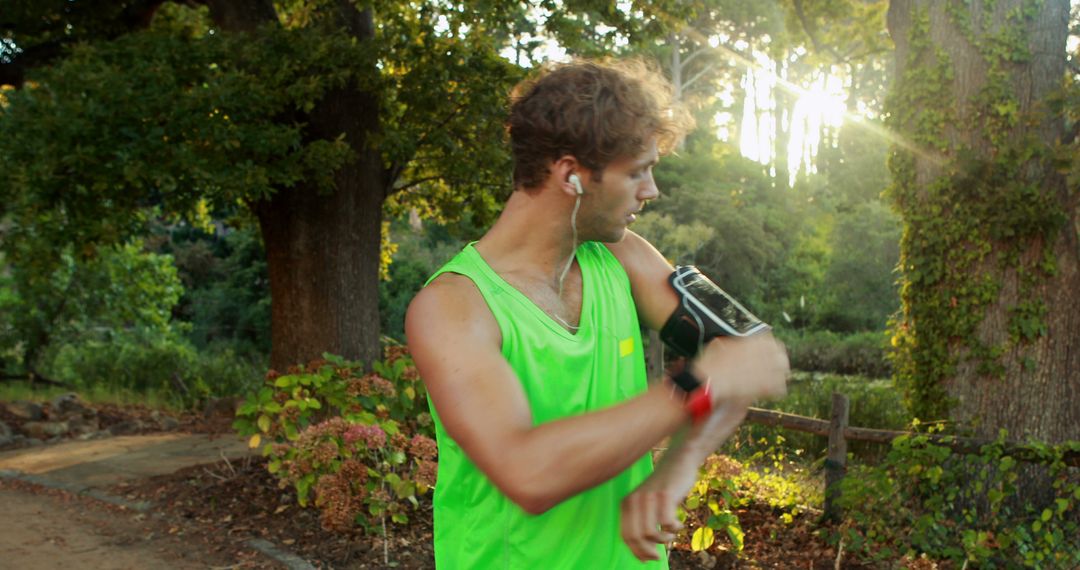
[685,384,713,423]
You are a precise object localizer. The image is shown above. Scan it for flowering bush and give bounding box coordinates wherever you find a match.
[234,347,436,534]
[278,417,437,532]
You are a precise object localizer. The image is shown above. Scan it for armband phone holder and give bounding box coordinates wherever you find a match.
[660,265,770,359]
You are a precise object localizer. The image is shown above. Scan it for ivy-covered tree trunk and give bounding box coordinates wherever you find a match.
[207,1,387,369]
[886,0,1079,444]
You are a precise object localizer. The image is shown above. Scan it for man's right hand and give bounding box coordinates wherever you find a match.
[692,333,789,405]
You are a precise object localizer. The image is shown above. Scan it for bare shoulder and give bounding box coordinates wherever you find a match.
[604,230,669,276]
[603,230,678,331]
[405,272,501,352]
[605,230,654,262]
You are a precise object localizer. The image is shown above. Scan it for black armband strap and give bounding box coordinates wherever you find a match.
[660,265,770,359]
[670,368,703,393]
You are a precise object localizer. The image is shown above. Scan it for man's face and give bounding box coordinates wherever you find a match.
[577,139,660,243]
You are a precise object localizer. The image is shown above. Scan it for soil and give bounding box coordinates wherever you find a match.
[0,476,265,569]
[118,456,869,569]
[2,400,877,568]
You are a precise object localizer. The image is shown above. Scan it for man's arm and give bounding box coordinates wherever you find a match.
[607,231,789,561]
[405,273,688,515]
[606,231,789,401]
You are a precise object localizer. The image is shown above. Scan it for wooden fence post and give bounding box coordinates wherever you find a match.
[823,392,849,521]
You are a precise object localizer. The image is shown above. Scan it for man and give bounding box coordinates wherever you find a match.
[405,58,788,568]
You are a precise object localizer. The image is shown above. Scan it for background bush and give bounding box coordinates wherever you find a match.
[733,371,911,463]
[777,329,892,378]
[43,326,261,407]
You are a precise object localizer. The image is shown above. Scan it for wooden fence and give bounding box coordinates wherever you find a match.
[743,392,1080,519]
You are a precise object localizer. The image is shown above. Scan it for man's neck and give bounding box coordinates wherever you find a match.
[475,187,579,291]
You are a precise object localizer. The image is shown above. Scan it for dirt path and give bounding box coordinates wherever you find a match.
[0,482,220,570]
[0,434,278,569]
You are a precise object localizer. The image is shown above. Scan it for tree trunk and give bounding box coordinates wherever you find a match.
[253,63,388,370]
[207,2,388,370]
[886,0,1078,444]
[255,128,386,370]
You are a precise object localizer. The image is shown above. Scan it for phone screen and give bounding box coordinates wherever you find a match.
[676,269,768,336]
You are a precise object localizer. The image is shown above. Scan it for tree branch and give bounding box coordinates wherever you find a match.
[679,44,710,70]
[384,100,471,196]
[393,175,505,195]
[0,0,168,87]
[791,0,849,64]
[393,175,447,193]
[198,0,278,32]
[681,62,716,93]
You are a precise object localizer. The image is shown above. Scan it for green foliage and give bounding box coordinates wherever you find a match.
[0,239,183,370]
[1,1,527,366]
[777,330,892,378]
[646,145,805,316]
[682,457,746,554]
[164,223,271,357]
[234,349,434,533]
[680,446,821,557]
[817,201,900,333]
[778,0,890,68]
[645,138,899,337]
[735,435,822,515]
[833,428,1080,567]
[41,326,261,407]
[0,379,182,411]
[0,23,357,246]
[378,219,469,341]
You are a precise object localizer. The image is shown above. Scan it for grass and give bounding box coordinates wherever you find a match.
[0,380,184,411]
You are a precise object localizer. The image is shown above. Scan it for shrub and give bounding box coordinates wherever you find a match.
[46,327,196,393]
[778,329,892,378]
[233,348,434,534]
[833,427,1080,567]
[680,455,747,555]
[43,327,261,407]
[679,447,822,558]
[279,417,437,533]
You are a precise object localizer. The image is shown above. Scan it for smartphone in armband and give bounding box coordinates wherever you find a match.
[669,266,770,339]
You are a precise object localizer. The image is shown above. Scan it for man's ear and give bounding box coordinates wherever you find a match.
[552,155,583,197]
[569,174,583,196]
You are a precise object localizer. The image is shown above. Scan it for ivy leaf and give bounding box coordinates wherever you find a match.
[690,527,714,551]
[726,524,745,552]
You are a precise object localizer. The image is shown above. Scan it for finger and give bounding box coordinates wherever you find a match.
[645,493,679,548]
[637,494,665,561]
[640,492,664,543]
[658,491,683,534]
[623,494,658,562]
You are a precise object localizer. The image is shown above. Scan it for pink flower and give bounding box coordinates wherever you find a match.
[415,459,438,487]
[343,424,386,450]
[409,435,437,460]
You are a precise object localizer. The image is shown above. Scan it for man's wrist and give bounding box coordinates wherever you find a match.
[665,369,713,424]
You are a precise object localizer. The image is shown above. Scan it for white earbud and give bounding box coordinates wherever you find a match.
[569,174,584,195]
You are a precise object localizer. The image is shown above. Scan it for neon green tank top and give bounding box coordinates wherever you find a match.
[425,241,667,569]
